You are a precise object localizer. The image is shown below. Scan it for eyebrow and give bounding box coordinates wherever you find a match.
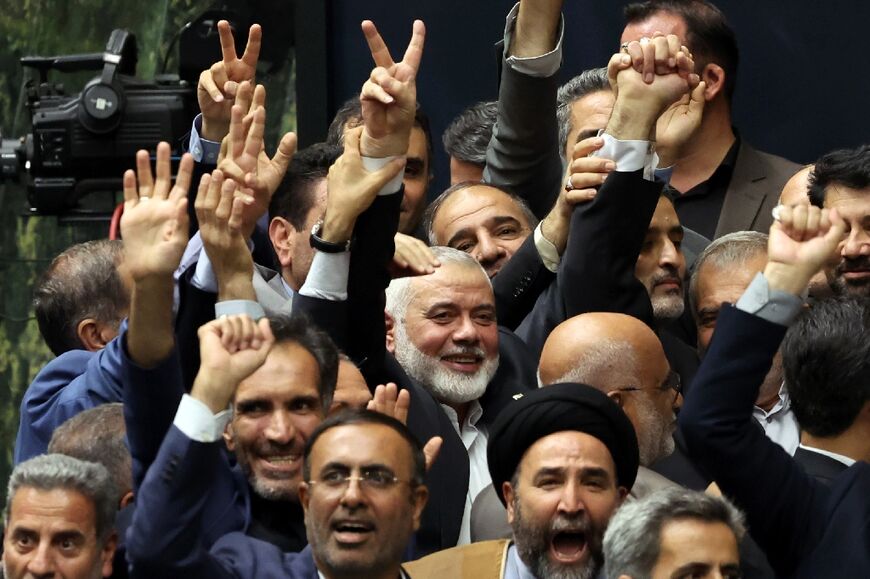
[406,157,425,172]
[696,306,722,319]
[319,461,394,474]
[446,215,525,248]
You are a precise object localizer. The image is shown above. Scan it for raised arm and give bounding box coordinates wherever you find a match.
[483,0,564,218]
[119,144,198,490]
[679,204,845,575]
[127,315,274,577]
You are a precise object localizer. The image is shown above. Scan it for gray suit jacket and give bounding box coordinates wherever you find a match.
[713,142,801,238]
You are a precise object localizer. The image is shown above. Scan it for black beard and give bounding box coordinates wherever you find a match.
[511,500,604,579]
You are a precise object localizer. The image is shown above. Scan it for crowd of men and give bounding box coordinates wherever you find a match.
[5,0,869,577]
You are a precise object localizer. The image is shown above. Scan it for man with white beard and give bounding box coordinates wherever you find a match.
[385,247,537,548]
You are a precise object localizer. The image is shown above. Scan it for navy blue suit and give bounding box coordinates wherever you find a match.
[680,305,870,578]
[14,321,132,463]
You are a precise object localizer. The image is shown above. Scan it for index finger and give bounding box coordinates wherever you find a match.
[241,24,262,68]
[361,20,395,68]
[218,20,238,63]
[400,20,426,73]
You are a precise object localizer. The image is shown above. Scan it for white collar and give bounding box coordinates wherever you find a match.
[798,444,857,467]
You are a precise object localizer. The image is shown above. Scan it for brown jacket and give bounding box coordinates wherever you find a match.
[405,539,511,579]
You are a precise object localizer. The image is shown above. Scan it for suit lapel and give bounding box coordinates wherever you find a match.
[714,142,768,237]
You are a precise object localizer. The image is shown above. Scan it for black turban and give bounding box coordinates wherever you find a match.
[487,382,639,506]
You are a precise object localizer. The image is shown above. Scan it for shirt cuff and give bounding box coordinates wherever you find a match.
[215,300,265,320]
[173,394,232,443]
[596,132,659,181]
[736,272,804,327]
[534,223,560,272]
[361,155,405,196]
[503,3,564,78]
[299,251,351,301]
[189,114,222,165]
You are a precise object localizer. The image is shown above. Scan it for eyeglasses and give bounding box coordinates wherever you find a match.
[307,468,412,494]
[616,370,682,396]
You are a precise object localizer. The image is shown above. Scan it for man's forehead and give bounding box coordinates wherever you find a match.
[9,487,97,530]
[310,423,409,468]
[621,11,689,44]
[521,431,616,474]
[438,186,525,227]
[823,185,870,213]
[408,265,493,304]
[237,342,320,398]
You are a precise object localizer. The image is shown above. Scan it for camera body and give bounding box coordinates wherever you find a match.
[2,29,196,214]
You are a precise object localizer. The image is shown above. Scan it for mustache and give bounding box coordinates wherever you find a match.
[836,255,870,274]
[652,265,683,287]
[440,345,487,359]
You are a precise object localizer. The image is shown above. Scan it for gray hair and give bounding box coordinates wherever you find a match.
[557,67,610,158]
[49,403,132,497]
[603,488,746,579]
[386,247,491,322]
[422,182,539,246]
[5,454,118,543]
[540,339,639,388]
[688,231,768,319]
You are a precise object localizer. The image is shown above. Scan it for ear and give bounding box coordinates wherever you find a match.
[385,311,396,354]
[101,531,118,577]
[77,319,114,352]
[617,485,629,505]
[411,485,430,531]
[223,421,235,452]
[269,216,296,269]
[119,491,135,510]
[701,63,726,102]
[606,390,626,409]
[299,481,311,513]
[503,480,516,524]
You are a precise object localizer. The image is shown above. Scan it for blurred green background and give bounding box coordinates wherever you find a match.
[0,0,295,502]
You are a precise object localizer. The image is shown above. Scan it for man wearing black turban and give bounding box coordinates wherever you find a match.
[406,383,639,579]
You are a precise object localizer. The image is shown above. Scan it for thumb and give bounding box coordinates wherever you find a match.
[422,436,443,472]
[269,132,298,177]
[689,81,706,109]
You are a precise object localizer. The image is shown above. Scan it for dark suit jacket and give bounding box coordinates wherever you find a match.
[680,305,870,578]
[125,424,319,578]
[794,447,850,487]
[713,142,801,238]
[483,49,561,219]
[293,189,537,556]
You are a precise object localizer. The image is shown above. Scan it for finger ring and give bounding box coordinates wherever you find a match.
[139,196,150,202]
[565,179,574,192]
[620,42,629,54]
[771,205,783,222]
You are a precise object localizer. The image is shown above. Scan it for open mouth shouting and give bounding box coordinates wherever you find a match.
[331,518,376,546]
[550,529,589,564]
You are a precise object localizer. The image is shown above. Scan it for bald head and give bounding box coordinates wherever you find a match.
[779,165,814,206]
[539,313,666,389]
[539,313,678,466]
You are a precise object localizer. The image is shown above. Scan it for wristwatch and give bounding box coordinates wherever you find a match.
[309,220,352,253]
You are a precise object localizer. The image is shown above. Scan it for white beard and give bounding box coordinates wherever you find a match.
[393,322,498,404]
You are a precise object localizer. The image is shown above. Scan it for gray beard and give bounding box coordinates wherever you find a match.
[392,322,498,405]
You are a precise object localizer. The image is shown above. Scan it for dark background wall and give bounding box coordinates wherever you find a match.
[317,0,870,195]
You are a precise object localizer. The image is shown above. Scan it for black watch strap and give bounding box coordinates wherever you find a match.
[309,220,352,253]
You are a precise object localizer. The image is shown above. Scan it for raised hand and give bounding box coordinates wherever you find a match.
[366,382,442,472]
[192,315,275,414]
[765,204,846,295]
[391,232,440,278]
[121,142,192,281]
[359,19,426,158]
[563,136,611,203]
[217,83,297,238]
[198,21,262,141]
[655,81,706,167]
[195,169,255,301]
[321,126,406,242]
